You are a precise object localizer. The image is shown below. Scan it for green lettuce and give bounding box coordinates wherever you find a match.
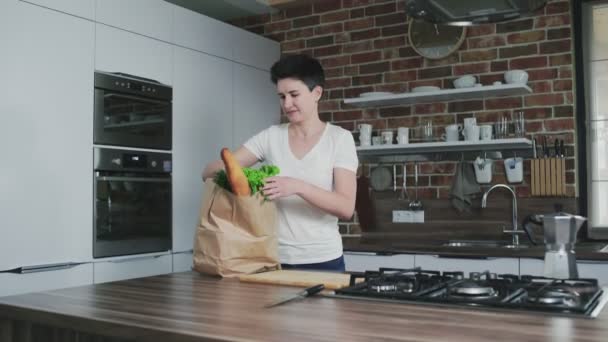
[214,165,280,195]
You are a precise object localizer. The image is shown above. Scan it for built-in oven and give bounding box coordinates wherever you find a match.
[93,147,172,258]
[94,71,172,150]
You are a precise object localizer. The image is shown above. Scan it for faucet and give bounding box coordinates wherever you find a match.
[481,184,520,246]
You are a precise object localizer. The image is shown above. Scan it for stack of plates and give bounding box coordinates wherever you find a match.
[411,86,440,93]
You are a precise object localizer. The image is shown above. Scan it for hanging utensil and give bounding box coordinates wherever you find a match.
[409,163,423,210]
[264,284,324,308]
[399,163,409,201]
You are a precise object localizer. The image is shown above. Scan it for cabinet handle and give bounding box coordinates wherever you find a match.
[109,254,164,263]
[0,262,84,274]
[432,255,498,260]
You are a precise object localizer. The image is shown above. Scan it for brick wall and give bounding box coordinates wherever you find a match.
[229,0,577,235]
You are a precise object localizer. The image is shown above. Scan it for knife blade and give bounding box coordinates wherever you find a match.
[542,136,548,158]
[554,138,559,158]
[264,284,324,308]
[560,139,565,158]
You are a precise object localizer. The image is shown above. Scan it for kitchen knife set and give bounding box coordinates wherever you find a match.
[531,137,566,196]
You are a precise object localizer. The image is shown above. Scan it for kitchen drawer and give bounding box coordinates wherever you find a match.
[93,254,172,284]
[95,0,172,42]
[344,252,415,272]
[21,0,94,19]
[172,251,193,273]
[415,254,519,275]
[0,263,93,297]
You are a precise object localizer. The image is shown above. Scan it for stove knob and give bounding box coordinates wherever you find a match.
[470,272,480,280]
[488,273,497,279]
[111,158,121,166]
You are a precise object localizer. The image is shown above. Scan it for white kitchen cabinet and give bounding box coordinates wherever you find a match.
[95,23,173,86]
[233,63,280,147]
[415,254,519,275]
[520,258,608,286]
[172,5,233,60]
[21,0,95,19]
[173,251,194,273]
[0,1,94,271]
[232,27,280,71]
[93,254,172,284]
[95,0,172,42]
[172,46,234,253]
[344,252,415,272]
[0,263,93,297]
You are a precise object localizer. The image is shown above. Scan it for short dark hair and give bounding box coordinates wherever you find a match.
[270,54,325,91]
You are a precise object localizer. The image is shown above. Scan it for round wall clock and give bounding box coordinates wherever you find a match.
[408,19,467,60]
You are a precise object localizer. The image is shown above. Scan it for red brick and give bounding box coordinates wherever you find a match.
[392,58,424,70]
[314,0,342,13]
[374,36,405,49]
[409,80,442,89]
[479,74,504,85]
[507,31,545,44]
[499,44,538,58]
[382,48,399,59]
[509,56,547,69]
[319,100,340,111]
[550,53,572,66]
[431,175,454,186]
[281,40,305,51]
[351,51,382,64]
[343,0,373,8]
[344,65,358,76]
[565,91,574,104]
[345,17,374,31]
[524,94,564,106]
[554,79,572,91]
[528,68,558,81]
[414,104,447,114]
[468,36,506,49]
[497,19,534,33]
[320,10,350,23]
[418,66,452,79]
[548,27,571,40]
[540,39,572,54]
[382,25,408,37]
[379,106,412,117]
[359,61,390,74]
[335,32,350,44]
[387,115,416,126]
[399,47,417,58]
[333,110,363,121]
[350,8,364,18]
[554,105,574,118]
[325,77,351,89]
[266,32,285,42]
[529,81,552,93]
[314,23,343,35]
[314,45,342,57]
[544,118,574,131]
[448,100,484,113]
[375,12,403,26]
[306,35,334,48]
[525,121,543,133]
[285,27,314,40]
[285,5,312,18]
[351,28,381,41]
[461,50,497,62]
[535,14,571,28]
[559,66,573,78]
[467,25,495,37]
[546,2,571,15]
[264,20,291,33]
[376,83,408,93]
[491,61,509,72]
[321,55,350,68]
[293,16,320,28]
[325,67,343,78]
[329,89,344,99]
[343,40,373,53]
[453,62,490,76]
[365,2,395,16]
[385,70,417,83]
[352,74,382,86]
[523,107,552,119]
[485,97,523,110]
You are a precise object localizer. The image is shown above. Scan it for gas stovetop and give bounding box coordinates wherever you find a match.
[333,268,608,318]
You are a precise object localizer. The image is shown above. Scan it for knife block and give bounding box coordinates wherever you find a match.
[531,158,566,196]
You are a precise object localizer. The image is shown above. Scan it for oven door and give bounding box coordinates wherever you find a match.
[94,172,172,258]
[94,89,172,150]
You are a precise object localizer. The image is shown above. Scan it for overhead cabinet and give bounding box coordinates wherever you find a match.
[21,0,95,19]
[95,0,173,42]
[172,6,234,60]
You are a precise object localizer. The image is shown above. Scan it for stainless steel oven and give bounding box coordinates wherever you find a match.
[93,147,172,258]
[94,71,172,150]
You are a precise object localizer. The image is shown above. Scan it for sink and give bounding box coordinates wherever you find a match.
[442,240,530,249]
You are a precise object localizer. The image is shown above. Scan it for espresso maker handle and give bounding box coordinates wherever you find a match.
[521,214,543,245]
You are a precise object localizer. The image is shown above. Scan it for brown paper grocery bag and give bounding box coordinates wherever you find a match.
[193,179,280,277]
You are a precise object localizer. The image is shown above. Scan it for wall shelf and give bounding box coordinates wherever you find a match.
[344,84,532,108]
[357,138,533,163]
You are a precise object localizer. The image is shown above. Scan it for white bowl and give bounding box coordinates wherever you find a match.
[504,70,529,84]
[411,86,440,93]
[453,75,476,89]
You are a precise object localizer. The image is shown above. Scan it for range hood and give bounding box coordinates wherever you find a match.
[405,0,548,26]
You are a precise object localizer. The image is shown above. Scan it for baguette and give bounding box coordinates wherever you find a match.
[220,148,251,196]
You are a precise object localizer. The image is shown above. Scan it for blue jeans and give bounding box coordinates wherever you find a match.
[281,255,345,272]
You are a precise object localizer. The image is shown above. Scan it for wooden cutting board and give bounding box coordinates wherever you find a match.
[238,270,352,290]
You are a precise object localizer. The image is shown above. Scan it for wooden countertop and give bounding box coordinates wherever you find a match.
[2,272,608,341]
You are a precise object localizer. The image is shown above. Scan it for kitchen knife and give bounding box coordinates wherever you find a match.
[554,139,559,158]
[542,136,548,157]
[560,139,565,158]
[264,284,324,308]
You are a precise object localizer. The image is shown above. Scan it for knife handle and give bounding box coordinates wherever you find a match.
[301,284,325,297]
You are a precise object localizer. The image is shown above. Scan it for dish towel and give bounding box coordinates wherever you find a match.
[449,162,481,213]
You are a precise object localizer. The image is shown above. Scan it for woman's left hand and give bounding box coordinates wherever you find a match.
[262,176,301,200]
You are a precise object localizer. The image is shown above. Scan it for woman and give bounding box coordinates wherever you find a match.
[202,54,358,272]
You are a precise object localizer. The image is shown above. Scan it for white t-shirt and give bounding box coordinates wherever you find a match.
[244,123,358,264]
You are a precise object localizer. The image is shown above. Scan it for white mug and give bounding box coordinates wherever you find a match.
[480,125,493,140]
[397,127,409,144]
[463,117,477,129]
[464,125,480,141]
[358,123,372,142]
[442,124,462,142]
[381,130,394,145]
